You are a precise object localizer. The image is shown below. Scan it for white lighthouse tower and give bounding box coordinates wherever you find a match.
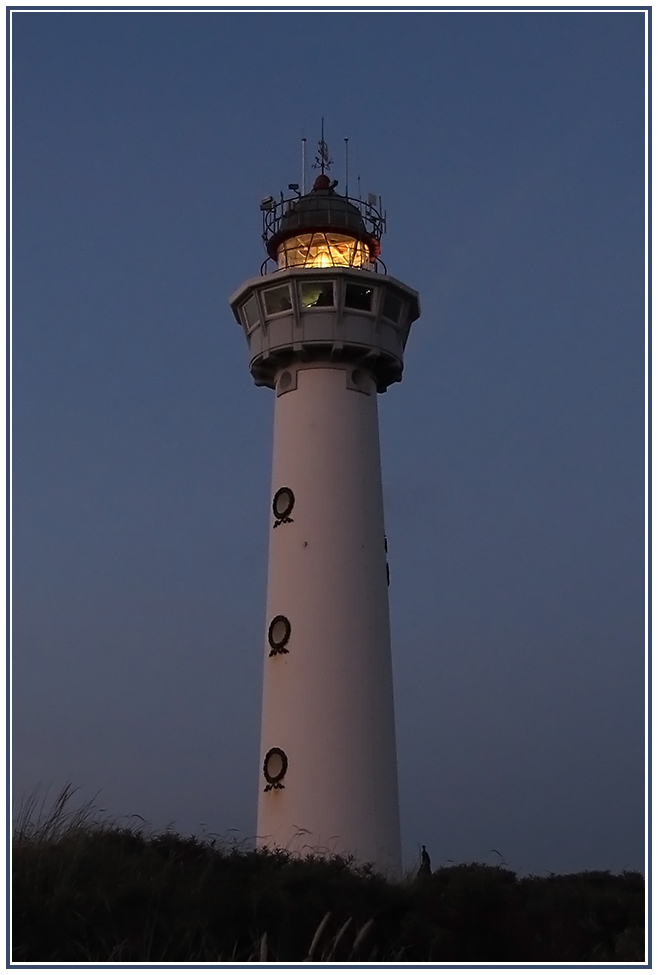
[230,135,420,875]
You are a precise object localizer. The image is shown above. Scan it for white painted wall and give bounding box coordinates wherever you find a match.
[257,363,401,876]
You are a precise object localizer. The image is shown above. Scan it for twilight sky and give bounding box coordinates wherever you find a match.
[12,8,646,875]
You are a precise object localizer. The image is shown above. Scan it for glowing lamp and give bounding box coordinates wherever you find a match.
[265,173,380,270]
[276,232,371,269]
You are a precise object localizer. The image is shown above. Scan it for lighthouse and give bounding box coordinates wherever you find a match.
[229,134,420,874]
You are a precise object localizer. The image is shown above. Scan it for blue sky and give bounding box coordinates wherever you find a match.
[12,8,646,874]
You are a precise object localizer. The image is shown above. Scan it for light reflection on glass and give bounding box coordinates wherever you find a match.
[299,281,334,308]
[277,232,371,270]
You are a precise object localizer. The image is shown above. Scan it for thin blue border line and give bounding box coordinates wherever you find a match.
[646,5,652,971]
[2,961,650,971]
[4,965,651,971]
[6,2,11,970]
[3,4,654,10]
[5,5,649,970]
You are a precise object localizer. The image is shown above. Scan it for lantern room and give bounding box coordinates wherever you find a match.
[232,135,420,392]
[261,173,383,273]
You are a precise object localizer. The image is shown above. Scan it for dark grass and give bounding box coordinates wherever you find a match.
[12,788,645,963]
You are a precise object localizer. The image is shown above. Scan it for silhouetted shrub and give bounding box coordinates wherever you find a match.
[12,791,644,962]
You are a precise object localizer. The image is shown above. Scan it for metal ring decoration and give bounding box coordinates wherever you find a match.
[268,615,291,656]
[263,747,288,790]
[272,487,295,527]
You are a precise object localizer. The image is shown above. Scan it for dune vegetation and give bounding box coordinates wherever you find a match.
[12,786,645,963]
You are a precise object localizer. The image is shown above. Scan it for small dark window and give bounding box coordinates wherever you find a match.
[273,487,295,520]
[263,747,288,789]
[345,283,373,311]
[268,615,291,655]
[263,284,292,316]
[382,290,404,323]
[278,371,293,392]
[300,281,334,308]
[241,294,260,330]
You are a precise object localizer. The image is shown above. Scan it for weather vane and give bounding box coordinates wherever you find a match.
[312,117,333,175]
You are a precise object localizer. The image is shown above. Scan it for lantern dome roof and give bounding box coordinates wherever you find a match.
[266,175,372,260]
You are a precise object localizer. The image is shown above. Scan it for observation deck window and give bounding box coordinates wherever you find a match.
[263,283,292,317]
[277,232,370,270]
[344,283,374,312]
[299,280,334,309]
[382,290,405,324]
[241,294,261,332]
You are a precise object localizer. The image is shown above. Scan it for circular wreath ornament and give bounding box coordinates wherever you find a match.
[263,747,288,789]
[268,615,291,655]
[272,487,295,523]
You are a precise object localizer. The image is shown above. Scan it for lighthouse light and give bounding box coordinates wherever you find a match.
[277,232,371,270]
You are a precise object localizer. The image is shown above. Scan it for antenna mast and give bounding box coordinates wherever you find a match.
[313,117,333,176]
[301,138,306,194]
[344,138,349,197]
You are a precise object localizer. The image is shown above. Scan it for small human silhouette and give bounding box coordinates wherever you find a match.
[418,845,431,876]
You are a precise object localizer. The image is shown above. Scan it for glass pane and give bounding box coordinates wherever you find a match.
[382,290,404,323]
[263,284,292,316]
[299,281,334,309]
[273,487,294,518]
[278,233,370,270]
[242,294,260,329]
[266,752,284,779]
[270,619,288,645]
[345,283,373,311]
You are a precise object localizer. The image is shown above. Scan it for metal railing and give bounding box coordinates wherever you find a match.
[260,252,388,277]
[260,191,386,247]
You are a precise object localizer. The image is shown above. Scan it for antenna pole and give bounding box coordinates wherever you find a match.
[312,119,333,177]
[344,138,349,197]
[301,138,306,194]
